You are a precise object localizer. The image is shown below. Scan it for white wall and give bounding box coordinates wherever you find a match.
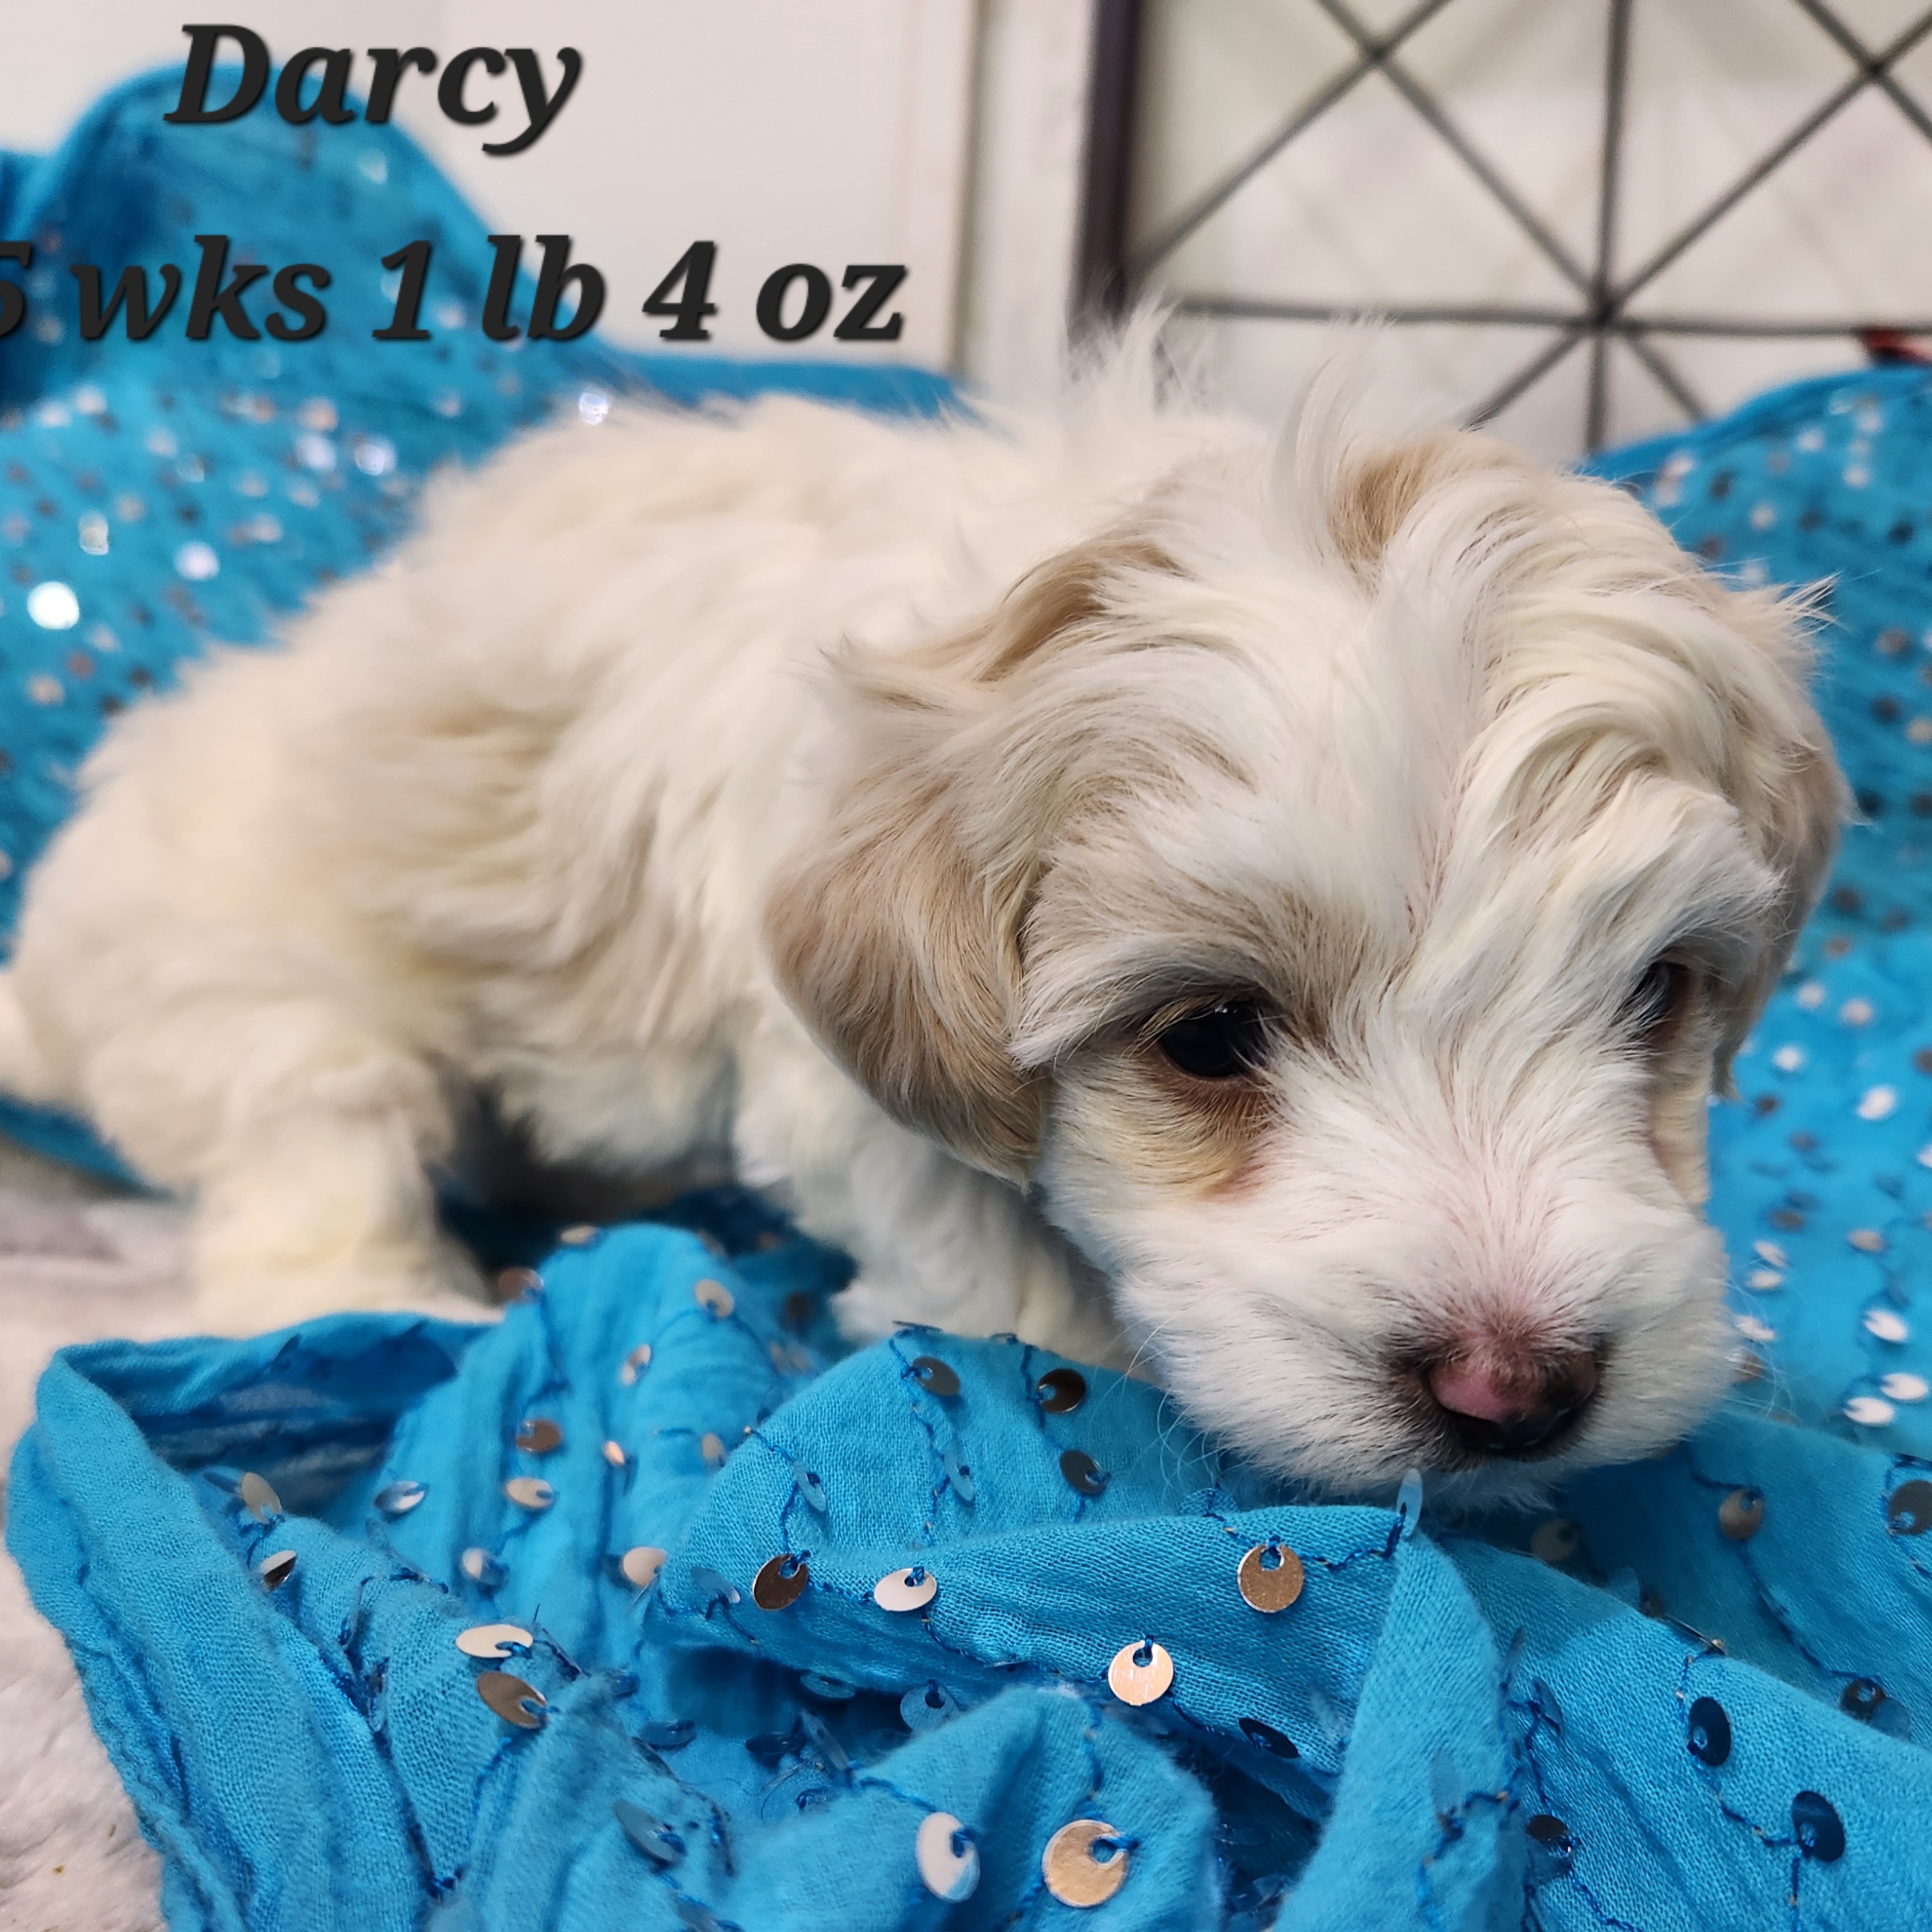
[4,2,978,368]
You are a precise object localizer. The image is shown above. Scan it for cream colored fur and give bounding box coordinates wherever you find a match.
[0,344,1842,1495]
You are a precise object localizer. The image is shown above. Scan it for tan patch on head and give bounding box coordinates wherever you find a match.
[766,761,1043,1176]
[765,522,1180,1180]
[897,525,1177,688]
[1055,1042,1278,1201]
[1329,431,1516,572]
[1649,1070,1713,1206]
[1714,731,1844,1082]
[1646,570,1846,1081]
[1642,975,1721,1205]
[1607,554,1839,1062]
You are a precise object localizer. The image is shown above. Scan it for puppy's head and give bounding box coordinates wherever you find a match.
[766,380,1843,1501]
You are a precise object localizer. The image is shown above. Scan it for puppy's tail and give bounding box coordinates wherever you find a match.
[0,969,65,1104]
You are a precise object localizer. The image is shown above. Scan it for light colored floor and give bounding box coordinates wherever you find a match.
[0,1142,184,1931]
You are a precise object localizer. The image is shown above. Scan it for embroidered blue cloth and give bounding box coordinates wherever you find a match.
[9,67,1932,1932]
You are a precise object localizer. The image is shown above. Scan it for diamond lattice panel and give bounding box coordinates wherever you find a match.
[1156,65,1583,311]
[1127,0,1932,462]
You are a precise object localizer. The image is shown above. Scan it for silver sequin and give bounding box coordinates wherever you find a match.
[1237,1541,1305,1612]
[916,1811,979,1902]
[1042,1819,1128,1908]
[455,1622,531,1659]
[239,1471,281,1523]
[901,1681,960,1732]
[910,1355,960,1397]
[752,1553,809,1610]
[26,582,78,630]
[689,1566,741,1606]
[620,1545,667,1589]
[1396,1467,1424,1538]
[1035,1368,1087,1414]
[873,1566,938,1612]
[1106,1637,1173,1705]
[613,1798,684,1867]
[1530,1518,1579,1565]
[1718,1488,1764,1540]
[461,1546,504,1587]
[476,1670,546,1728]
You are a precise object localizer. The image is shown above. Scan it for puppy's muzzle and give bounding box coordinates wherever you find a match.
[1423,1346,1601,1460]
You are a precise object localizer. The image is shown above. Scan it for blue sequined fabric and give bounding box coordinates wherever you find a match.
[9,68,1932,1932]
[12,1196,1931,1930]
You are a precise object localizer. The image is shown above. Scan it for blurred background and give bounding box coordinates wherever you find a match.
[15,1,1932,461]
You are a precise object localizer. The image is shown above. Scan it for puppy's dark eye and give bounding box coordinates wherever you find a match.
[1622,959,1691,1045]
[1155,1000,1272,1080]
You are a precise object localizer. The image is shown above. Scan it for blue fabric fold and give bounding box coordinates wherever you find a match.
[16,1208,1932,1927]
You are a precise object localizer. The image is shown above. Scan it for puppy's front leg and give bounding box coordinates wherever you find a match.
[190,1102,485,1332]
[732,1028,1122,1365]
[827,1157,1125,1371]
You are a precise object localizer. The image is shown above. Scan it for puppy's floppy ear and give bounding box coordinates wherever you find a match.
[1688,575,1847,1082]
[764,528,1163,1180]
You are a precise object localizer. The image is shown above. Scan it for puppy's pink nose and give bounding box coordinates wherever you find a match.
[1429,1360,1524,1424]
[1426,1349,1599,1459]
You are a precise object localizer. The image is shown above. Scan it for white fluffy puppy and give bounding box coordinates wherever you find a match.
[0,346,1841,1495]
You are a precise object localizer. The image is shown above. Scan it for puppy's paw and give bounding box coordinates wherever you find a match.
[828,1276,905,1346]
[193,1232,491,1335]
